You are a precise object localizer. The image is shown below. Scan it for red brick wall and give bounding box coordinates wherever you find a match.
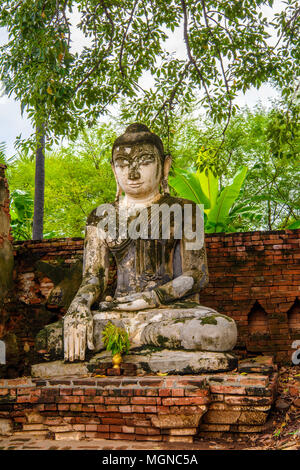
[0,368,278,440]
[4,229,298,366]
[202,230,300,362]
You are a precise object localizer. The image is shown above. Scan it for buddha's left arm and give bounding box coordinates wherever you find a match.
[153,240,209,304]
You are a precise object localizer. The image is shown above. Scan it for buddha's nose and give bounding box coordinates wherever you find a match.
[128,165,141,180]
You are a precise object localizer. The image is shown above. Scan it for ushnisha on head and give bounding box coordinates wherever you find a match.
[111,123,172,201]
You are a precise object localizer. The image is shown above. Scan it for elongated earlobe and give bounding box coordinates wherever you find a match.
[115,183,122,202]
[161,177,170,195]
[161,155,172,195]
[111,163,122,201]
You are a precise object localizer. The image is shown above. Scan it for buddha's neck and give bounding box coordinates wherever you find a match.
[122,190,162,209]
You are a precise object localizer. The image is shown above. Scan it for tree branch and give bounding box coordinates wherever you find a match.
[74,0,115,93]
[180,0,212,111]
[119,0,139,77]
[151,61,191,124]
[200,0,232,158]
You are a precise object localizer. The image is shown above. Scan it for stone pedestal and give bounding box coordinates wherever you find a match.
[0,356,278,442]
[32,349,238,378]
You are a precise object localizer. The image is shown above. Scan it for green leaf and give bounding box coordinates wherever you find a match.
[288,220,300,229]
[169,168,210,208]
[207,166,248,228]
[196,168,218,211]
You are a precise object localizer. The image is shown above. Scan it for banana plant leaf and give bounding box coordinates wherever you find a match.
[196,168,218,212]
[288,220,300,229]
[169,168,210,209]
[207,166,248,230]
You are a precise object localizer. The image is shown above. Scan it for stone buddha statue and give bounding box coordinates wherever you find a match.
[36,124,237,368]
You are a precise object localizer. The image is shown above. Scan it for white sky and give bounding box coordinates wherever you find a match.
[0,2,283,158]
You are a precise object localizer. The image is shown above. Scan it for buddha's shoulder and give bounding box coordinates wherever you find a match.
[86,201,118,227]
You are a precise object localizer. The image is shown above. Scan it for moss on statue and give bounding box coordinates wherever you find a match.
[156,335,169,347]
[199,313,235,325]
[200,315,218,325]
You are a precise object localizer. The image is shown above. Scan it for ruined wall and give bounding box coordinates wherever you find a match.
[0,164,13,311]
[202,230,300,363]
[0,164,14,374]
[1,228,297,374]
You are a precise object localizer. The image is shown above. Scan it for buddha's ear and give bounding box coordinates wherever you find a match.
[111,162,122,201]
[161,155,172,194]
[163,155,172,179]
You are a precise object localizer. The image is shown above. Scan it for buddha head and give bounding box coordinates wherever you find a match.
[111,123,172,201]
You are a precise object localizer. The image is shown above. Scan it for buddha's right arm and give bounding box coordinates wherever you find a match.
[68,225,109,311]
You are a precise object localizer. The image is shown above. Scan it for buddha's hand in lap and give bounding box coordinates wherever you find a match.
[64,303,94,361]
[99,291,160,311]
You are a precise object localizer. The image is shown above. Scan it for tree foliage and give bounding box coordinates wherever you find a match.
[168,103,299,231]
[7,124,117,237]
[0,0,299,152]
[6,104,299,238]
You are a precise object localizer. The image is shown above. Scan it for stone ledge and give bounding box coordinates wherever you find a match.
[31,350,238,378]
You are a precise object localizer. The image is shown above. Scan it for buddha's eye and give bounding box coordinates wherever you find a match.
[115,158,129,168]
[140,154,155,165]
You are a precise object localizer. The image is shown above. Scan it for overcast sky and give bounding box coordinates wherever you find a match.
[0,2,282,158]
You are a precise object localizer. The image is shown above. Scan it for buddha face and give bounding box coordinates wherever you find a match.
[112,143,162,199]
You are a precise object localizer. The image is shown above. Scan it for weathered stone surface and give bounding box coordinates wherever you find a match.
[199,423,230,432]
[94,306,238,352]
[0,418,12,435]
[1,332,19,371]
[151,411,206,429]
[33,125,240,363]
[24,409,44,424]
[91,349,237,375]
[35,320,63,358]
[209,402,270,412]
[23,424,46,431]
[164,435,194,443]
[35,260,83,309]
[167,427,198,435]
[32,349,237,377]
[199,423,267,433]
[37,306,238,361]
[54,431,83,441]
[31,361,88,378]
[203,409,268,425]
[238,356,276,376]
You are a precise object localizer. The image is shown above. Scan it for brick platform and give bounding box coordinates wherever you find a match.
[0,357,278,442]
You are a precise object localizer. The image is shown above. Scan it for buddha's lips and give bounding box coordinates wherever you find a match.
[128,182,143,187]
